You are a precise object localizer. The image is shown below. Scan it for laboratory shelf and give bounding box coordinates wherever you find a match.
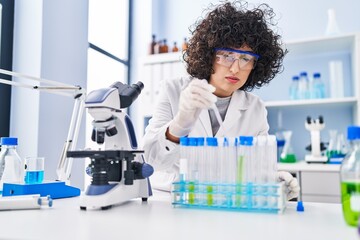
[142,52,183,65]
[265,97,358,109]
[285,33,357,56]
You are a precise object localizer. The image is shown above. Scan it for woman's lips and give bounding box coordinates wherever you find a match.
[225,76,240,84]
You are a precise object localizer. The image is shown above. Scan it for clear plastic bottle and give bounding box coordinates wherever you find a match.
[0,137,23,195]
[340,126,360,227]
[312,72,325,99]
[289,76,299,100]
[298,71,309,99]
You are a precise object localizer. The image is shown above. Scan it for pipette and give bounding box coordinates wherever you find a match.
[0,194,53,210]
[211,104,228,136]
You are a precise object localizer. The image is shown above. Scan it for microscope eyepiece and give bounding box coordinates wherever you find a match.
[110,81,144,109]
[132,82,144,94]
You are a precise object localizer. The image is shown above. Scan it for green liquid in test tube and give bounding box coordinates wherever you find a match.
[179,137,189,204]
[236,154,244,207]
[206,137,218,206]
[188,138,198,204]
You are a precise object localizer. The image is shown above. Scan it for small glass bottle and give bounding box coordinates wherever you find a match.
[340,126,360,227]
[289,75,299,100]
[0,137,23,195]
[172,41,179,52]
[149,34,156,55]
[182,37,188,51]
[161,39,169,53]
[298,71,309,99]
[312,72,326,99]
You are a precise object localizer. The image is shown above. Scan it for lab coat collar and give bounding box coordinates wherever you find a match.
[198,90,249,137]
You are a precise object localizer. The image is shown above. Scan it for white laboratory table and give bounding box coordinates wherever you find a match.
[0,190,357,240]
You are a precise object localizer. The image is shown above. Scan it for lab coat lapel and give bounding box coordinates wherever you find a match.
[215,90,248,137]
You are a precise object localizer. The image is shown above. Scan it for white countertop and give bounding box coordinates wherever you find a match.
[278,161,340,172]
[0,191,357,240]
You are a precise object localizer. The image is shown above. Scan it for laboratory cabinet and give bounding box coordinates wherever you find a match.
[136,33,360,203]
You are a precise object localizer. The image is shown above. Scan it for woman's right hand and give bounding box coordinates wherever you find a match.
[168,79,217,138]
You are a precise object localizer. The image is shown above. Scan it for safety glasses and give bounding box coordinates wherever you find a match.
[214,48,260,70]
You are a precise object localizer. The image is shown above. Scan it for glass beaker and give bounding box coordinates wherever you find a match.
[327,130,338,159]
[280,131,297,163]
[24,157,44,184]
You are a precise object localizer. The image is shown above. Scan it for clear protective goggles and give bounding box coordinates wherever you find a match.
[214,48,260,70]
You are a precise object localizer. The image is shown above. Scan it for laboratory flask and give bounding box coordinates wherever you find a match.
[0,137,23,194]
[340,126,360,226]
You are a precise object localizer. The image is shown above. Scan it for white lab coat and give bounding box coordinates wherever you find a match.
[142,76,269,191]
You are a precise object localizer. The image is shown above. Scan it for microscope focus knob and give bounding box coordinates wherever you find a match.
[132,162,154,179]
[141,163,154,178]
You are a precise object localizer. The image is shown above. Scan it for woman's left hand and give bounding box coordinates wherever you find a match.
[276,171,300,200]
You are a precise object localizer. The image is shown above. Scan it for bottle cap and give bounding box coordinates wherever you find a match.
[313,72,321,78]
[206,137,218,146]
[197,137,205,146]
[347,126,360,140]
[188,137,197,146]
[239,136,253,146]
[179,137,189,146]
[299,71,308,76]
[0,137,18,146]
[292,76,299,81]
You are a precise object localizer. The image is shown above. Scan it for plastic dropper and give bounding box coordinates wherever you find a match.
[211,104,228,136]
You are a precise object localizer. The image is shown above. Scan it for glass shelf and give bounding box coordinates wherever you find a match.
[265,96,357,109]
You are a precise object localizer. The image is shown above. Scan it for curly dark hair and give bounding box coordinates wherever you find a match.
[184,1,287,91]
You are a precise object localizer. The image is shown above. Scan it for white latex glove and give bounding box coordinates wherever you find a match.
[169,79,217,137]
[277,171,300,200]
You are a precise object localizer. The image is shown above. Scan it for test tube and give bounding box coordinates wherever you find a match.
[267,135,278,208]
[188,137,198,204]
[227,137,237,207]
[267,135,278,184]
[178,137,189,203]
[205,137,218,206]
[197,137,205,204]
[243,136,254,208]
[218,137,228,205]
[256,136,268,208]
[236,136,247,207]
[179,137,189,182]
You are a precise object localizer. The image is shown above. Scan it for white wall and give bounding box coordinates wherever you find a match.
[130,0,153,141]
[151,0,360,43]
[11,0,88,189]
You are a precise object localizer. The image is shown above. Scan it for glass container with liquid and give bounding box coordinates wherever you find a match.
[24,157,44,184]
[0,137,23,194]
[340,126,360,226]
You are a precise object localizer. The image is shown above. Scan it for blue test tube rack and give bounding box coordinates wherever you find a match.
[172,136,286,214]
[172,181,286,214]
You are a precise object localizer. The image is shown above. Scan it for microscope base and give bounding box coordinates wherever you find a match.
[305,154,328,163]
[79,178,151,210]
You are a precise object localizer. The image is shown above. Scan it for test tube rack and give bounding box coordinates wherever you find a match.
[172,181,286,214]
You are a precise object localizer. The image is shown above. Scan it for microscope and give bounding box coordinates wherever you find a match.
[67,81,153,210]
[304,116,328,163]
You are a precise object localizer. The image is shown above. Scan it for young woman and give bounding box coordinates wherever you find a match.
[143,1,299,200]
